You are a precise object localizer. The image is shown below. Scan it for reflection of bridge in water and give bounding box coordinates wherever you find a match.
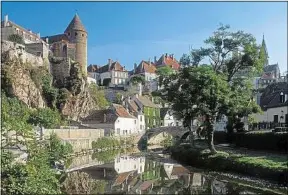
[66,154,104,172]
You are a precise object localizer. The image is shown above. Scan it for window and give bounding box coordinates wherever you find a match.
[68,32,71,36]
[75,32,78,36]
[140,125,142,130]
[117,128,120,134]
[134,120,136,124]
[176,122,179,126]
[134,165,136,169]
[140,116,142,122]
[82,34,84,37]
[115,72,118,77]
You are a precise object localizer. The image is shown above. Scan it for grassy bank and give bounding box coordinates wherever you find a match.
[170,144,288,185]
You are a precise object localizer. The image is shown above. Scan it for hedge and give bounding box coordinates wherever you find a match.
[213,131,288,153]
[170,145,288,185]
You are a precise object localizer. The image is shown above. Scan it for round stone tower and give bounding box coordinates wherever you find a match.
[64,14,87,75]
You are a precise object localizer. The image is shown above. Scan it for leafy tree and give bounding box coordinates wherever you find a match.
[89,83,109,109]
[8,34,25,45]
[28,108,62,129]
[156,66,174,87]
[130,75,145,85]
[158,24,264,153]
[115,92,123,104]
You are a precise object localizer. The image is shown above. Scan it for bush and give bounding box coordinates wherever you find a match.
[214,131,288,153]
[8,34,25,45]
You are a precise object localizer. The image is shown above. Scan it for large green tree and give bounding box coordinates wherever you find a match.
[159,24,263,153]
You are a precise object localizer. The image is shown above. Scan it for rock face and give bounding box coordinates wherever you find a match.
[60,79,97,121]
[2,60,46,108]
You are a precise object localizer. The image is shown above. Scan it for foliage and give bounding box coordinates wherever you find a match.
[171,145,288,184]
[130,75,145,85]
[115,92,123,104]
[144,107,161,129]
[57,88,71,108]
[156,24,264,153]
[62,172,106,194]
[28,108,62,128]
[41,72,59,108]
[65,62,82,95]
[89,83,109,109]
[92,137,121,149]
[8,34,25,45]
[156,66,174,87]
[1,91,73,194]
[92,149,122,163]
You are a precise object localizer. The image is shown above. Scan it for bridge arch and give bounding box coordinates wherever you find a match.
[142,126,190,141]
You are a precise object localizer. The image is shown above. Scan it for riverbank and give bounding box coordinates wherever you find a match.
[170,143,288,185]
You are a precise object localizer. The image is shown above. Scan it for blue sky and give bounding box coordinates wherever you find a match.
[2,2,287,73]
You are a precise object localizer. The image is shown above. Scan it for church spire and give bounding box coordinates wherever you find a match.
[261,33,269,67]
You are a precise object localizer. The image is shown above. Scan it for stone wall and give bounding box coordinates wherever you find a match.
[50,57,71,83]
[1,40,44,66]
[25,42,49,59]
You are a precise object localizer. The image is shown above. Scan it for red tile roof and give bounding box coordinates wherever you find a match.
[98,61,127,73]
[171,165,190,176]
[155,54,180,70]
[135,61,157,74]
[87,64,100,72]
[112,104,136,119]
[140,181,154,191]
[114,171,135,186]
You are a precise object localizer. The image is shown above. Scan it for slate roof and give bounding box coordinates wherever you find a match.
[87,64,100,72]
[260,82,288,110]
[263,64,279,73]
[137,96,159,108]
[155,54,180,70]
[64,14,86,33]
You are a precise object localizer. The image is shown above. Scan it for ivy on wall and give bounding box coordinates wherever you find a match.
[144,107,161,129]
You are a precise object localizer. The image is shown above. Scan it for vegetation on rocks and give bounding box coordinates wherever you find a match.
[8,34,25,45]
[89,83,109,109]
[1,91,73,194]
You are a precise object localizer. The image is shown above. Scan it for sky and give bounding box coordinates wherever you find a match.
[1,1,287,73]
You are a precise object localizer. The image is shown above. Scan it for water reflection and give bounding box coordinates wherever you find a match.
[65,152,285,195]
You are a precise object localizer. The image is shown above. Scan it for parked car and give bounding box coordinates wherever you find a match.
[272,127,288,133]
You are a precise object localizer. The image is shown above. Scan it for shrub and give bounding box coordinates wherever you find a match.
[8,34,25,45]
[214,131,288,153]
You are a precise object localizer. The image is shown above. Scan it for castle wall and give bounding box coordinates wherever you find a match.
[2,40,44,66]
[50,57,71,82]
[25,42,49,59]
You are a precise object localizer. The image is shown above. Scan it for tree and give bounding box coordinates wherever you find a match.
[160,66,231,153]
[156,66,174,87]
[8,34,25,45]
[130,75,145,85]
[88,83,109,109]
[28,108,63,129]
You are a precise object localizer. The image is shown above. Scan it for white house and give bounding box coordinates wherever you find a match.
[253,82,288,124]
[87,76,97,84]
[114,155,146,174]
[81,104,141,136]
[160,108,182,127]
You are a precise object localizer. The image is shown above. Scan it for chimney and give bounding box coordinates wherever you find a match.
[45,37,49,43]
[28,30,32,33]
[134,63,137,74]
[165,53,168,58]
[171,54,174,60]
[37,33,40,38]
[103,114,107,123]
[280,92,284,103]
[285,94,287,102]
[154,56,157,63]
[4,15,8,26]
[108,59,112,68]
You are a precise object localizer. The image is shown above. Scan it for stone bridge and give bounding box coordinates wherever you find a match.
[140,126,190,146]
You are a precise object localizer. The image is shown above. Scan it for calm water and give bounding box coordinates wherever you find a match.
[66,150,287,195]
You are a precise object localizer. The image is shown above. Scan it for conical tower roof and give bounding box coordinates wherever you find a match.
[65,14,86,33]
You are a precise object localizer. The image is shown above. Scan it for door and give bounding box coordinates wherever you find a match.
[273,115,278,123]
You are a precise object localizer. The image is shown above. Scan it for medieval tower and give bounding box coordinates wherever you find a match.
[64,14,87,75]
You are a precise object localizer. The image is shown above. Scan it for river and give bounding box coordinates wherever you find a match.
[63,148,287,195]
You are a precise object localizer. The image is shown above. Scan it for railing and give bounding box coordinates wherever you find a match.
[249,122,287,131]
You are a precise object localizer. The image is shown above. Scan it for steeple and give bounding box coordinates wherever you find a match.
[260,33,269,67]
[64,13,86,33]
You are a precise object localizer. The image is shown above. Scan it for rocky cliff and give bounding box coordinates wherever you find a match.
[1,44,99,121]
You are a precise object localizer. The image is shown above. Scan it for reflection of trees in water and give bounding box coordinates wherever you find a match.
[62,171,107,194]
[91,148,136,163]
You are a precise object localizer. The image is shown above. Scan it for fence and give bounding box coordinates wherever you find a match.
[249,122,287,131]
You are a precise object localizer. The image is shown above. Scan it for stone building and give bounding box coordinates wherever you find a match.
[1,15,49,60]
[42,14,87,75]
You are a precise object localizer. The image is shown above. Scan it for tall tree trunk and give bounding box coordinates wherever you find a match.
[206,118,217,154]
